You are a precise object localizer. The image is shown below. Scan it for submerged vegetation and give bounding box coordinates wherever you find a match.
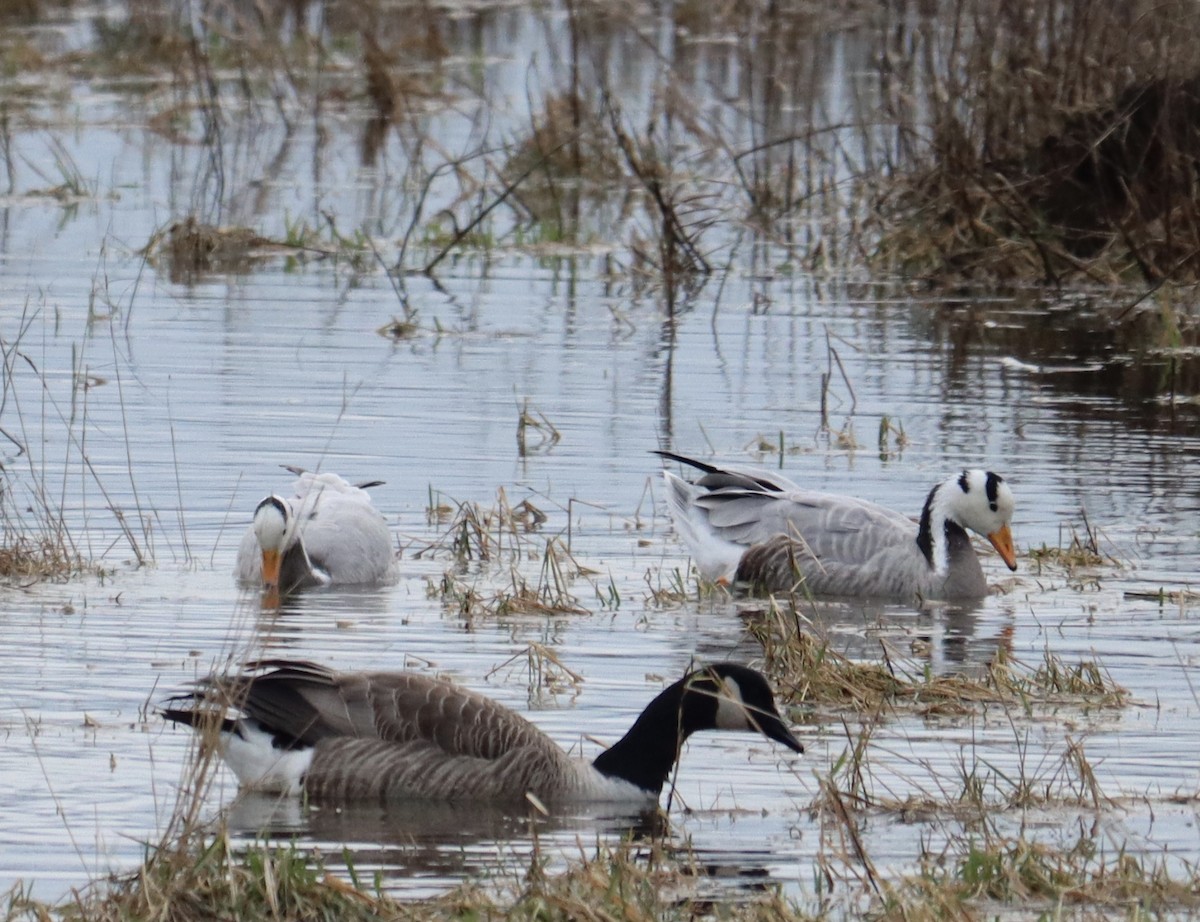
[756,616,1127,717]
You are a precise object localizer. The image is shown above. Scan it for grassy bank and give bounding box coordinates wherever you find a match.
[10,792,1200,921]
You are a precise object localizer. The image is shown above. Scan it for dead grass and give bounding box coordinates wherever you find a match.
[749,603,1127,717]
[815,717,1113,824]
[1028,520,1120,580]
[516,400,561,457]
[144,218,274,281]
[2,2,1196,919]
[3,833,819,922]
[21,811,1200,922]
[883,826,1200,919]
[418,488,538,564]
[419,490,596,619]
[19,0,1200,292]
[0,305,140,582]
[0,532,77,582]
[866,0,1200,285]
[143,215,384,283]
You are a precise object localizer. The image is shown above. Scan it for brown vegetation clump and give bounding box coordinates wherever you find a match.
[748,604,1127,716]
[871,0,1200,285]
[0,533,76,582]
[504,94,624,187]
[142,217,275,283]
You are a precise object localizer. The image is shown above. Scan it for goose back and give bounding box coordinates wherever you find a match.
[178,661,592,803]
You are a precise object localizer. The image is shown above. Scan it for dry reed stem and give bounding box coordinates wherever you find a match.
[867,0,1200,284]
[418,490,599,618]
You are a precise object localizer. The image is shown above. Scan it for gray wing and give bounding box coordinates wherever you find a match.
[660,453,935,597]
[659,451,914,541]
[288,473,396,585]
[708,485,936,597]
[697,485,913,550]
[738,531,934,597]
[671,454,917,555]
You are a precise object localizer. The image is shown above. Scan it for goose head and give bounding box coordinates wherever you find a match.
[252,495,293,590]
[592,663,802,795]
[921,470,1017,572]
[681,664,805,752]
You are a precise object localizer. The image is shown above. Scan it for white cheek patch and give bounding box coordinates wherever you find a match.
[713,677,754,731]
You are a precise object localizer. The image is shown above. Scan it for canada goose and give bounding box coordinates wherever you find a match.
[234,469,397,595]
[657,451,1017,601]
[161,659,803,804]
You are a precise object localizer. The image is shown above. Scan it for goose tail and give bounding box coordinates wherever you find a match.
[661,471,744,583]
[161,701,312,795]
[161,706,239,736]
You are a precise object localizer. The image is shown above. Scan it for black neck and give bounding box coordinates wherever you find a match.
[916,490,971,572]
[591,680,698,794]
[915,484,938,567]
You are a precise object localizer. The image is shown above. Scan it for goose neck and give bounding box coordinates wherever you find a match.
[916,482,963,574]
[590,681,692,795]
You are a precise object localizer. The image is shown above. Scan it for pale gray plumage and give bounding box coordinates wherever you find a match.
[161,659,803,804]
[234,469,397,592]
[657,451,1017,602]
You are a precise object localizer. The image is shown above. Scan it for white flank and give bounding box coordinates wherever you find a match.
[221,721,313,795]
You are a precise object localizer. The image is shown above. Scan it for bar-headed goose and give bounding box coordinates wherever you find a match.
[657,451,1017,601]
[234,469,397,595]
[162,659,803,804]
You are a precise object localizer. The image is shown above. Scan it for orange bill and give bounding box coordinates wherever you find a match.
[987,523,1017,571]
[261,548,282,588]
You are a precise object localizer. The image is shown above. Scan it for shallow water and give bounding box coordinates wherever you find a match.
[0,0,1199,912]
[4,264,1198,906]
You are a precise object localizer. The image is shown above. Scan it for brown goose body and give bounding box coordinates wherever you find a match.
[162,660,803,804]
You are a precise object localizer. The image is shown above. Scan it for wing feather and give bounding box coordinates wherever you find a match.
[658,452,947,597]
